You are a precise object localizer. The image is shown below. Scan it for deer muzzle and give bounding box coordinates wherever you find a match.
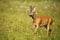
[29,12,33,17]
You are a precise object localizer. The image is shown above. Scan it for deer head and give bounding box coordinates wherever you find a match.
[29,6,36,19]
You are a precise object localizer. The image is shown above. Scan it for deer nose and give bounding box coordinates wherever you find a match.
[29,13,33,17]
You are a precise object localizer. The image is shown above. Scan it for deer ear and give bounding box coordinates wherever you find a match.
[29,5,36,12]
[33,7,36,12]
[30,5,33,9]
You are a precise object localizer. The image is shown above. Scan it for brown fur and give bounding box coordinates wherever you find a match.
[29,6,53,36]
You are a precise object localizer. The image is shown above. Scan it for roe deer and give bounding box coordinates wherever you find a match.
[29,6,53,36]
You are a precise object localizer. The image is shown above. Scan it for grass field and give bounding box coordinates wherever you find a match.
[0,0,60,40]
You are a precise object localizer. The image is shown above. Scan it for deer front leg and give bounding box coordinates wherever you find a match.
[32,24,35,32]
[34,24,39,34]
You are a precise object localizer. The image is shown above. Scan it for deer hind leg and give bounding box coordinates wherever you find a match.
[47,24,52,36]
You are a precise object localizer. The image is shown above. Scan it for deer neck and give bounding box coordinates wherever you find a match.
[31,14,36,20]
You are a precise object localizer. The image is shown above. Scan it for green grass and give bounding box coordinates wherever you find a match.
[0,0,60,40]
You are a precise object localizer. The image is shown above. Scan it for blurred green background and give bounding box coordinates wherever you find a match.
[0,0,60,40]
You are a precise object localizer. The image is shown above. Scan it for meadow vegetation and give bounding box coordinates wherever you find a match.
[0,0,60,40]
